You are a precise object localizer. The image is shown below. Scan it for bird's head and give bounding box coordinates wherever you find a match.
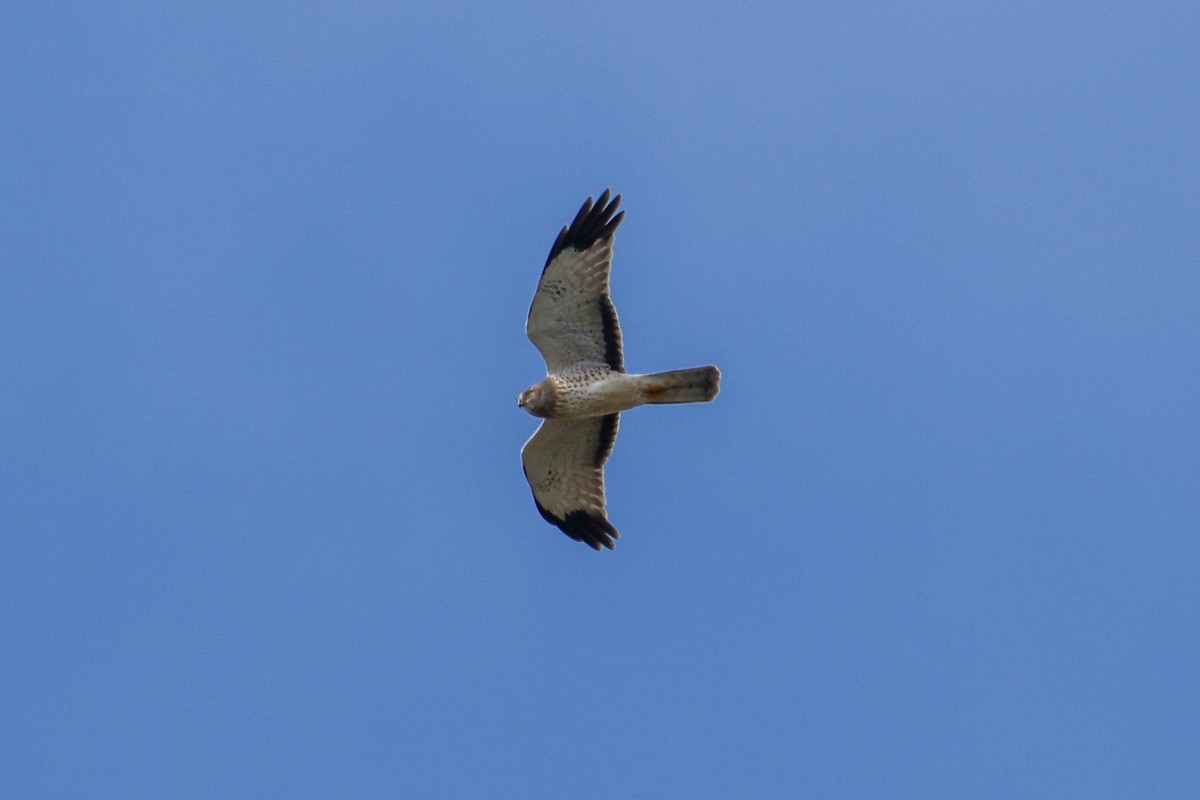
[518,380,556,418]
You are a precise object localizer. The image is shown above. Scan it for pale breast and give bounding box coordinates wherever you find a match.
[550,367,644,418]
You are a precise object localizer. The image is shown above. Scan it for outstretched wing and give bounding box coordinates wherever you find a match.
[521,414,620,550]
[526,190,625,374]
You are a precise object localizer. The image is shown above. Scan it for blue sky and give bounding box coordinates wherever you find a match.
[3,2,1198,797]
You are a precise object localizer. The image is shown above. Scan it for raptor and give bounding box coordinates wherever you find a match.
[519,190,720,550]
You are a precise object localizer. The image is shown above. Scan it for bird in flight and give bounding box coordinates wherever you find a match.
[519,190,720,550]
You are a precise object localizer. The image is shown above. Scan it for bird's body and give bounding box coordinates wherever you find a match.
[519,190,720,550]
[522,365,719,420]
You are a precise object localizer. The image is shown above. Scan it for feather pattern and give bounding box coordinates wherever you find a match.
[526,191,624,373]
[522,416,620,550]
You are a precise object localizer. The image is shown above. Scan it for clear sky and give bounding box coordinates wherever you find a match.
[4,2,1198,797]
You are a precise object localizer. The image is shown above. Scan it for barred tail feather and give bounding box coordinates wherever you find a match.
[638,366,721,404]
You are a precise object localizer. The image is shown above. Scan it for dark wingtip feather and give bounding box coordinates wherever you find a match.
[544,189,625,268]
[560,510,619,550]
[532,497,619,551]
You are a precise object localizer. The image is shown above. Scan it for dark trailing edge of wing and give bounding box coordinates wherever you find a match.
[532,497,619,551]
[595,414,619,467]
[600,296,623,372]
[543,189,624,270]
[542,189,625,372]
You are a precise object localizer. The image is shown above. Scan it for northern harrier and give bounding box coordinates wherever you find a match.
[519,190,720,550]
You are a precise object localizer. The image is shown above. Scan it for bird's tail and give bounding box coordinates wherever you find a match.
[637,366,721,404]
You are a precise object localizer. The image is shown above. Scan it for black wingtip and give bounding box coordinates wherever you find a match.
[532,497,619,551]
[544,189,625,268]
[560,509,619,550]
